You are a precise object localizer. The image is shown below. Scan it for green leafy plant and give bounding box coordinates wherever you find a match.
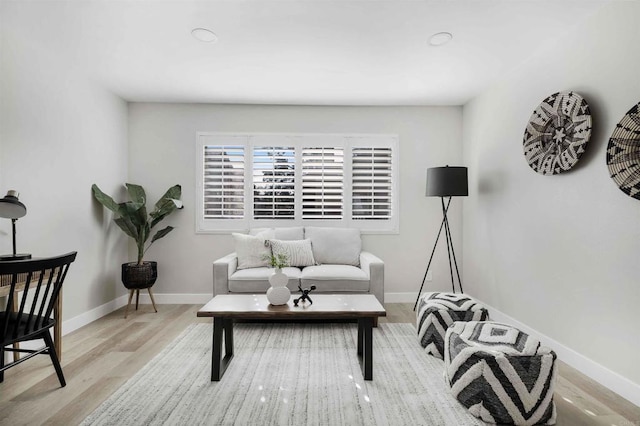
[92,183,183,265]
[263,252,289,269]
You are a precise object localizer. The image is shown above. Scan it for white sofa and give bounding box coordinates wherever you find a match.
[213,226,384,304]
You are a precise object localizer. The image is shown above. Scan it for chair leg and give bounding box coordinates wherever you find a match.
[12,297,20,362]
[0,345,4,383]
[135,289,140,310]
[12,342,21,362]
[125,289,134,319]
[43,332,65,387]
[147,288,158,313]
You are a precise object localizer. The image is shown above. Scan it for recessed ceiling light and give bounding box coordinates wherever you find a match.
[429,32,453,47]
[191,28,218,43]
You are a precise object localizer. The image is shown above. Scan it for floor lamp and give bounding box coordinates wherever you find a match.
[413,166,468,311]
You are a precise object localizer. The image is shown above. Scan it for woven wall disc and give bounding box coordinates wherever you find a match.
[523,91,592,175]
[606,102,640,199]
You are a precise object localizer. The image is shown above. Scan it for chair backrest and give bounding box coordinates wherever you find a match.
[0,252,77,342]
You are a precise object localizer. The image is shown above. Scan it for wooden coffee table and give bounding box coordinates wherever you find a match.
[197,294,386,381]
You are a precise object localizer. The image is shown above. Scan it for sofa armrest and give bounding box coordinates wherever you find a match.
[213,252,238,296]
[360,251,384,305]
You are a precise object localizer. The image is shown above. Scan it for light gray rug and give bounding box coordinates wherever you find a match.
[81,323,483,425]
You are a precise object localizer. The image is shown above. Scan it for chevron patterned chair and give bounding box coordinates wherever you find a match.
[444,321,557,425]
[416,292,489,359]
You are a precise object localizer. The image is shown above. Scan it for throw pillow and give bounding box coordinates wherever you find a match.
[232,232,273,270]
[304,227,361,266]
[269,239,316,267]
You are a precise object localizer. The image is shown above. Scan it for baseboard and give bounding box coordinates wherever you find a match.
[125,292,213,304]
[60,293,213,336]
[4,295,130,363]
[384,292,416,303]
[483,302,640,407]
[61,294,129,335]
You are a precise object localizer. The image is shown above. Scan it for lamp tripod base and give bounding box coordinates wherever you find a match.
[413,196,463,311]
[0,253,32,261]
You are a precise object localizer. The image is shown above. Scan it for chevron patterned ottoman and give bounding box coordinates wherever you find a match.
[416,292,489,359]
[444,321,557,425]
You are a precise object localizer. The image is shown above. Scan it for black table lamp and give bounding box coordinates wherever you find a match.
[414,166,468,310]
[0,190,31,261]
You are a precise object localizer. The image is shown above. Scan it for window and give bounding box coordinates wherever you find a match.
[196,133,398,233]
[302,147,344,219]
[253,146,295,219]
[203,144,244,219]
[352,147,392,220]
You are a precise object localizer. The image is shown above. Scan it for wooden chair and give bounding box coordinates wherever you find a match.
[0,252,77,387]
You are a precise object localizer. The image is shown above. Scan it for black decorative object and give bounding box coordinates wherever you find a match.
[606,102,640,199]
[413,166,468,311]
[523,91,592,175]
[0,190,31,261]
[293,284,316,306]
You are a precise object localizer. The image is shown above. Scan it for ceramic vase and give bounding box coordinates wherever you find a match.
[267,268,290,305]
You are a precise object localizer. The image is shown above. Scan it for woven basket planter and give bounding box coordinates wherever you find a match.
[121,261,158,290]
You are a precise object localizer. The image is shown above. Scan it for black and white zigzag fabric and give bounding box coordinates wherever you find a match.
[444,321,557,425]
[416,292,489,359]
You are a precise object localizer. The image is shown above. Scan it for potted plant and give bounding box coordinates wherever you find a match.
[263,252,289,270]
[91,183,183,291]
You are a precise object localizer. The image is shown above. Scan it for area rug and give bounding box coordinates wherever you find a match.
[81,323,483,425]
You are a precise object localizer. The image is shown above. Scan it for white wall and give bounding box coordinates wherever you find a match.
[1,4,129,319]
[462,1,640,391]
[128,104,462,299]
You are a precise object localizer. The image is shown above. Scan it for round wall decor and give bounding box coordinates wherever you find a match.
[523,91,592,175]
[606,102,640,200]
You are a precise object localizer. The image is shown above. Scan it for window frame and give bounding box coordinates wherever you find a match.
[196,132,399,234]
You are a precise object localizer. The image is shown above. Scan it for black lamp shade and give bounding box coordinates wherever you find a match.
[426,166,468,197]
[0,190,27,219]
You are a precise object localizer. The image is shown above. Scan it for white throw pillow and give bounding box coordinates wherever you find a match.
[304,227,361,266]
[269,239,316,267]
[232,231,273,269]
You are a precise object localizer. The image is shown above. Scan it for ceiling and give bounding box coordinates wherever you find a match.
[2,0,609,106]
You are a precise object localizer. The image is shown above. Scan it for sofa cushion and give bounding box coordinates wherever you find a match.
[250,227,304,241]
[304,227,361,266]
[300,265,369,292]
[229,267,301,292]
[232,231,273,269]
[269,239,316,267]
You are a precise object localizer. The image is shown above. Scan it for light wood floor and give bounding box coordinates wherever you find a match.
[0,303,638,426]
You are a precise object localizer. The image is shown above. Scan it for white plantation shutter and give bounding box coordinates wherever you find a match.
[253,146,295,219]
[302,147,344,219]
[197,133,398,233]
[352,147,393,220]
[203,145,245,219]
